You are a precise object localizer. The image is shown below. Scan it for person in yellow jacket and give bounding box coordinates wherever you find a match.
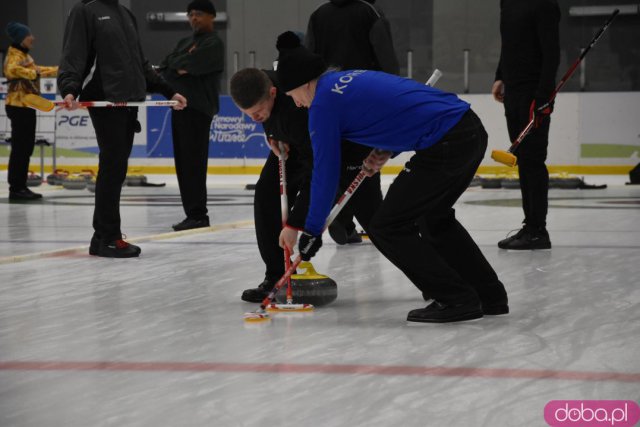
[3,22,58,200]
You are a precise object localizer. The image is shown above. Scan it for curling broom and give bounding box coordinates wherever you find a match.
[23,93,178,112]
[266,141,314,313]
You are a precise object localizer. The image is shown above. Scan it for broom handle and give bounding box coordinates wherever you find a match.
[257,68,444,311]
[508,9,619,154]
[53,100,179,108]
[277,141,293,303]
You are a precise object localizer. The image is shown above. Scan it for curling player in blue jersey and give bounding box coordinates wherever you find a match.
[274,31,508,323]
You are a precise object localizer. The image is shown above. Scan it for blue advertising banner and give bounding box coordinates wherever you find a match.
[146,95,271,159]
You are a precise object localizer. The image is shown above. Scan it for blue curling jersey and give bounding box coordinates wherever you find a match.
[305,70,470,235]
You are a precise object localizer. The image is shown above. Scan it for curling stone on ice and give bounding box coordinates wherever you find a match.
[87,176,97,193]
[125,174,148,186]
[275,261,337,307]
[549,173,582,189]
[46,169,69,185]
[480,175,502,189]
[26,171,43,187]
[501,173,520,189]
[62,174,88,190]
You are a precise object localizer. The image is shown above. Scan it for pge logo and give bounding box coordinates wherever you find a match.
[544,400,640,427]
[58,115,90,127]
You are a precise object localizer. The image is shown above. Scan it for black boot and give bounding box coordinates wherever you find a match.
[498,225,551,250]
[241,279,276,303]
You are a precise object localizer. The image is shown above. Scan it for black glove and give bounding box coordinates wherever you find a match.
[529,97,554,128]
[298,231,322,261]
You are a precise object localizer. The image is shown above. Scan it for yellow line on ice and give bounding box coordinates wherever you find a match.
[0,220,254,265]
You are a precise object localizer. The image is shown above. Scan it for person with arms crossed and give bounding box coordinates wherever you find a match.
[159,0,224,231]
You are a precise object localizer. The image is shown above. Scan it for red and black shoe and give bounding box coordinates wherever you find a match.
[89,236,141,258]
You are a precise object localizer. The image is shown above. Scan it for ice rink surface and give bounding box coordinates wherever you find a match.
[1,173,639,427]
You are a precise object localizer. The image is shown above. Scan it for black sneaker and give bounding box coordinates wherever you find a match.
[407,300,483,323]
[498,225,551,250]
[241,279,276,303]
[9,188,43,201]
[89,237,141,258]
[172,217,210,231]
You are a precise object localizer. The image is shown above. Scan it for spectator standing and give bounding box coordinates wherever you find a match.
[58,0,187,258]
[3,22,58,201]
[492,0,560,250]
[159,0,224,231]
[305,0,399,244]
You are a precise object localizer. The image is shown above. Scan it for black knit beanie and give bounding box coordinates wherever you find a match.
[276,31,327,92]
[187,0,216,15]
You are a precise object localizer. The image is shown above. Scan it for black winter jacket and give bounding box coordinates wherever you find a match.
[58,0,175,102]
[306,0,399,74]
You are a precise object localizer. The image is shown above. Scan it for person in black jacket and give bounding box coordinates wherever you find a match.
[305,0,398,245]
[230,68,313,302]
[159,0,224,231]
[492,0,560,250]
[58,0,187,258]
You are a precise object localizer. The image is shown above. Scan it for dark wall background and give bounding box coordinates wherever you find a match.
[1,0,638,92]
[0,0,28,73]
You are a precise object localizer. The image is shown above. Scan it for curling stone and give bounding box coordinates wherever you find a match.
[550,173,582,189]
[480,175,502,189]
[78,169,95,181]
[87,176,97,193]
[275,261,337,307]
[26,171,43,187]
[46,169,69,186]
[62,174,88,190]
[501,173,520,189]
[468,175,482,188]
[125,174,148,186]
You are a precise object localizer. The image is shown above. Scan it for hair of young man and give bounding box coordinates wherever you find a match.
[230,68,273,109]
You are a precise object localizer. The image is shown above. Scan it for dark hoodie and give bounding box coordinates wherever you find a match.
[305,0,399,74]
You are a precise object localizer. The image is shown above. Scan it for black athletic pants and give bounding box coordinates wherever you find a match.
[172,108,213,220]
[88,107,138,242]
[254,150,310,282]
[368,110,506,306]
[6,105,36,192]
[504,86,550,228]
[333,140,383,233]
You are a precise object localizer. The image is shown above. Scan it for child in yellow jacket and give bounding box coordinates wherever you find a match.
[4,22,58,200]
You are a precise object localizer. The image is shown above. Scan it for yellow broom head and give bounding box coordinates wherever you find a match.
[491,150,518,167]
[23,94,55,112]
[243,311,271,322]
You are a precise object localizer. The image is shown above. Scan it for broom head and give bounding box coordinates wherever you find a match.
[491,150,518,167]
[23,94,55,112]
